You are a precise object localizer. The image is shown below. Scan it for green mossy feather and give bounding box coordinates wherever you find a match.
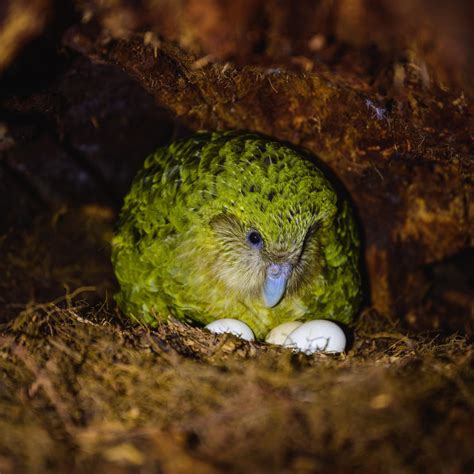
[112,131,362,339]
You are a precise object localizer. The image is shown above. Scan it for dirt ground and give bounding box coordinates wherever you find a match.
[0,0,473,473]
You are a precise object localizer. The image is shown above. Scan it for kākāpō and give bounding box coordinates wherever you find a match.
[112,131,362,340]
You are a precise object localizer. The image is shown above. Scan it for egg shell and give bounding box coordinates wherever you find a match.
[265,321,303,345]
[283,320,346,354]
[205,318,255,341]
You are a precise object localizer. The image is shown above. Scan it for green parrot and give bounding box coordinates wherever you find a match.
[112,131,362,339]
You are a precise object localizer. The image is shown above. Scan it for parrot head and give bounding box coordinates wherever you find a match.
[203,155,337,309]
[210,214,319,308]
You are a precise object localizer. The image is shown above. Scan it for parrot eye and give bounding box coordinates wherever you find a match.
[246,230,263,249]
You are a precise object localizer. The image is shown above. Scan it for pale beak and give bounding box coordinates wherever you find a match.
[263,263,292,308]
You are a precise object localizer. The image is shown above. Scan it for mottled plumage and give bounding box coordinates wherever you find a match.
[112,131,362,339]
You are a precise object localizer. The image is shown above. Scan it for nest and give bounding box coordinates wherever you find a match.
[0,211,472,473]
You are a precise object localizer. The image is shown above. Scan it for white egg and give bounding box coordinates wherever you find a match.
[205,318,255,341]
[265,321,303,345]
[283,320,346,354]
